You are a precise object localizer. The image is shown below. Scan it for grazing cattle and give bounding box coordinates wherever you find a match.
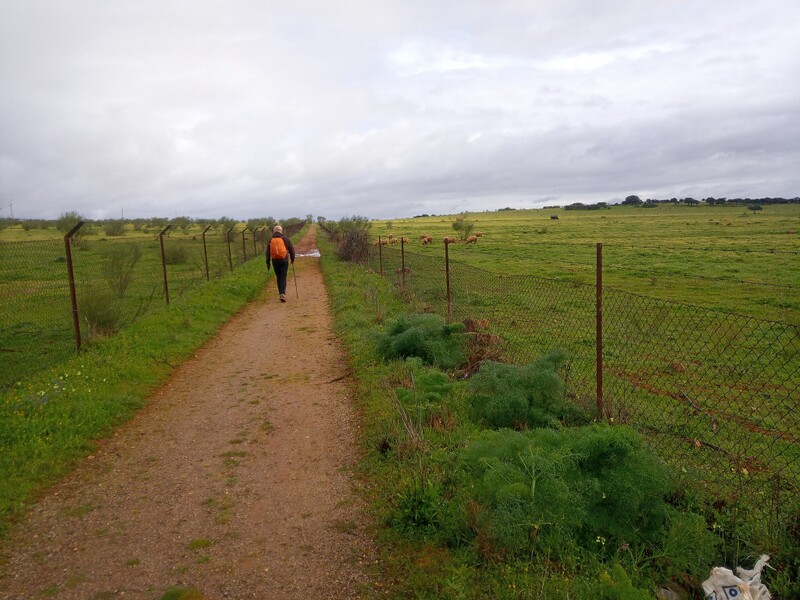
[400,237,410,244]
[474,232,483,237]
[465,235,478,244]
[443,236,458,244]
[388,237,398,244]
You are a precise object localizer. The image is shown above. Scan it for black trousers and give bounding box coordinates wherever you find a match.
[273,260,289,294]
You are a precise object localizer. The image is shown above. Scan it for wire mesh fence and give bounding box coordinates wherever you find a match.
[0,223,309,391]
[366,239,800,532]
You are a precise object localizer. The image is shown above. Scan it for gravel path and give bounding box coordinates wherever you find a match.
[0,227,376,599]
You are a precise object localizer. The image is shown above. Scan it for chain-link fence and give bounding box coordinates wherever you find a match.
[0,221,306,391]
[366,239,800,533]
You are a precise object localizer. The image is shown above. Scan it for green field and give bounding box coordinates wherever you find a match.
[0,223,277,391]
[370,203,800,325]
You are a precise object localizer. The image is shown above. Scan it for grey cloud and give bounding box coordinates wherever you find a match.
[1,0,798,220]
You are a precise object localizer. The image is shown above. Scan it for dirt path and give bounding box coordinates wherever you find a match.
[0,227,376,599]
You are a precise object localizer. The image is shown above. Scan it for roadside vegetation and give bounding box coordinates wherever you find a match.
[318,224,799,599]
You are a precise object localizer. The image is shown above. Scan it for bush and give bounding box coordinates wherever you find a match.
[79,284,123,337]
[374,313,466,369]
[103,220,126,236]
[452,215,475,240]
[467,352,586,429]
[101,243,141,297]
[334,216,371,263]
[453,425,673,558]
[163,243,189,264]
[584,564,654,599]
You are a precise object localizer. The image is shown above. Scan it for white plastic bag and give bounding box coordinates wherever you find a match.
[701,554,771,600]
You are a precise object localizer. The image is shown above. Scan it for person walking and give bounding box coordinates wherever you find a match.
[265,225,296,302]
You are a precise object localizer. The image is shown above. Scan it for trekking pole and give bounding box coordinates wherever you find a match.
[292,261,299,299]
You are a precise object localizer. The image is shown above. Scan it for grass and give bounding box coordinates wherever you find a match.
[368,207,800,523]
[0,222,308,391]
[317,227,800,599]
[373,203,800,324]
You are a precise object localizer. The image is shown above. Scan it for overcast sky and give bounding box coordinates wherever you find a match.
[1,1,798,221]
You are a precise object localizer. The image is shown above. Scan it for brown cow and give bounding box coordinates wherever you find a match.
[443,236,458,244]
[465,235,478,244]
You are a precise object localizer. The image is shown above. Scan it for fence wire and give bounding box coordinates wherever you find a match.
[0,239,75,388]
[0,224,309,391]
[366,240,800,532]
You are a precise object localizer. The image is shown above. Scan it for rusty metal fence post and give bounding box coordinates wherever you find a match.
[252,227,258,256]
[596,242,604,419]
[159,224,172,304]
[241,227,248,262]
[378,236,384,275]
[202,225,212,281]
[401,237,406,288]
[64,221,85,352]
[445,238,452,322]
[226,227,234,272]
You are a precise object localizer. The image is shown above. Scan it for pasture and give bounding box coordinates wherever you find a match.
[0,223,267,390]
[362,204,800,552]
[371,203,800,325]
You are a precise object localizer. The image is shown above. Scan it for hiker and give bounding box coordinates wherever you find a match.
[265,225,296,302]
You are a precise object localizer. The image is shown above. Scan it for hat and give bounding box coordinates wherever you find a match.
[273,225,283,233]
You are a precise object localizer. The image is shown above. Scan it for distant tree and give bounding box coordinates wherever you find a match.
[622,195,642,206]
[748,204,763,212]
[56,211,85,233]
[56,211,88,244]
[684,198,700,206]
[170,216,192,230]
[103,220,126,236]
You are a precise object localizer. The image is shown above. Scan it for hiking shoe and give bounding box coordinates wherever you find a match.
[279,293,286,302]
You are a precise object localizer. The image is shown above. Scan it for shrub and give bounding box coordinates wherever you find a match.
[584,564,654,599]
[452,215,475,240]
[79,284,123,337]
[333,216,371,263]
[467,352,586,429]
[103,220,126,236]
[567,424,670,543]
[101,243,142,297]
[660,510,719,579]
[374,313,466,369]
[453,425,673,558]
[163,243,189,264]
